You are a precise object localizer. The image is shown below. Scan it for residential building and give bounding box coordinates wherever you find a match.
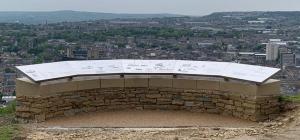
[281,53,296,68]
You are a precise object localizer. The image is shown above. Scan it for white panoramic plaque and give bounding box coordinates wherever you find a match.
[69,60,123,75]
[147,60,177,74]
[122,59,151,73]
[16,61,75,81]
[222,63,280,83]
[16,60,280,83]
[174,60,230,76]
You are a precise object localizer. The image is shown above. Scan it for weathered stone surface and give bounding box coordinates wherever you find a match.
[145,94,161,99]
[172,99,184,105]
[184,101,194,107]
[234,101,242,107]
[197,80,220,90]
[257,79,280,96]
[16,106,30,112]
[220,81,257,95]
[156,98,172,105]
[125,78,148,87]
[101,79,124,88]
[35,114,46,122]
[16,112,31,118]
[76,79,101,91]
[30,108,43,113]
[242,102,260,109]
[16,79,281,122]
[225,105,234,110]
[236,107,244,112]
[149,78,172,88]
[173,79,197,89]
[140,98,156,104]
[204,102,216,109]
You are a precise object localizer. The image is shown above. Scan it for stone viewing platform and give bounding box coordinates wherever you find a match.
[15,60,281,122]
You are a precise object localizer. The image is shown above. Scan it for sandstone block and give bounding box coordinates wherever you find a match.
[236,107,244,112]
[16,78,40,96]
[35,114,46,122]
[234,101,242,107]
[225,105,234,110]
[220,81,257,96]
[156,98,172,105]
[197,80,220,90]
[198,96,212,102]
[242,102,260,109]
[172,99,184,105]
[146,94,161,98]
[244,108,257,115]
[76,79,100,91]
[216,103,225,108]
[41,81,78,96]
[204,102,216,109]
[125,78,148,87]
[173,79,197,89]
[128,98,139,102]
[184,101,194,107]
[17,112,31,118]
[149,78,172,88]
[257,79,280,96]
[16,106,30,112]
[182,96,196,101]
[30,108,43,114]
[140,98,157,104]
[101,79,124,88]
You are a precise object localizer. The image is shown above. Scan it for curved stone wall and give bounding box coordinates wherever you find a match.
[15,76,281,122]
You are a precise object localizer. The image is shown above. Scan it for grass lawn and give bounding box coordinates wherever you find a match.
[281,93,300,103]
[0,125,18,140]
[0,101,15,117]
[0,101,18,140]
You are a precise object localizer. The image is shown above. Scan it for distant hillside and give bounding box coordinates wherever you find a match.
[204,11,300,20]
[0,10,182,24]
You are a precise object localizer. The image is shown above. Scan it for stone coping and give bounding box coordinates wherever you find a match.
[16,76,280,97]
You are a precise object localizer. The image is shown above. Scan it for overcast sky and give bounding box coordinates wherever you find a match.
[1,0,300,16]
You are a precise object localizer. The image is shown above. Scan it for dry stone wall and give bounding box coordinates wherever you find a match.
[15,77,281,122]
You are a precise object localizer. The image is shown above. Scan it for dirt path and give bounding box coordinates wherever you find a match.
[25,127,265,140]
[21,108,300,140]
[258,109,300,140]
[40,110,257,128]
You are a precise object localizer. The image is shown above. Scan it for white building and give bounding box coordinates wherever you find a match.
[266,39,287,61]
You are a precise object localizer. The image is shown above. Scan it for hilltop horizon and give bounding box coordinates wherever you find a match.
[1,10,300,24]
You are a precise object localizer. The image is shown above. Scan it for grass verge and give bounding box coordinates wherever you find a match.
[280,93,300,103]
[0,101,18,140]
[0,101,16,117]
[0,125,18,140]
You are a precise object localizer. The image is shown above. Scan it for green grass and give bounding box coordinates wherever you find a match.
[0,101,18,140]
[0,101,16,117]
[280,93,300,103]
[0,125,17,140]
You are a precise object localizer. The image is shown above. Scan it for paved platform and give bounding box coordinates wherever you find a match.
[40,110,258,128]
